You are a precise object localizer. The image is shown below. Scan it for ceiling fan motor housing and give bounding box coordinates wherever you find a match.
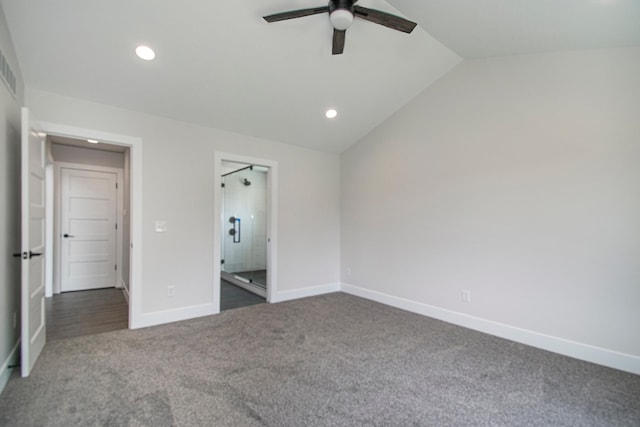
[329,0,355,30]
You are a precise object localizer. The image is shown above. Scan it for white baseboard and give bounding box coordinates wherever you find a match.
[132,283,339,328]
[0,339,20,395]
[341,283,640,376]
[132,303,215,329]
[271,282,341,304]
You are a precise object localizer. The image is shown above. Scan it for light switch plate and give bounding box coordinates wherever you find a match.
[155,220,168,232]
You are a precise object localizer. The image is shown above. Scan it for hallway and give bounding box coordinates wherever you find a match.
[45,288,128,340]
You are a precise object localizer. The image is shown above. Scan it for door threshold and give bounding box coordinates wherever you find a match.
[221,272,267,298]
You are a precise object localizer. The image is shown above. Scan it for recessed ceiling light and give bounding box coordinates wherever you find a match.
[135,45,156,61]
[87,139,99,144]
[325,109,338,119]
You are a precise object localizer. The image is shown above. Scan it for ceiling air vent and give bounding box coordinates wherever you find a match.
[0,48,17,98]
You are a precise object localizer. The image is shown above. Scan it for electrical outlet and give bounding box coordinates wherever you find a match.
[167,286,176,297]
[461,290,471,303]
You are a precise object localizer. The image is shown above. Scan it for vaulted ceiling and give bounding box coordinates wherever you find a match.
[2,0,639,153]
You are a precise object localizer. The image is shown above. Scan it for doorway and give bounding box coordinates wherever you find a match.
[45,134,132,338]
[18,114,143,377]
[39,122,142,329]
[213,153,278,313]
[221,163,268,296]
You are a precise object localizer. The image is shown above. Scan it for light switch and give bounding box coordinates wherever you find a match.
[155,220,168,232]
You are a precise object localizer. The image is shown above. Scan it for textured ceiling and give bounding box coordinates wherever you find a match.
[2,0,638,153]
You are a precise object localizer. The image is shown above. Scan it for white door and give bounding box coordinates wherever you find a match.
[21,107,46,377]
[60,168,118,292]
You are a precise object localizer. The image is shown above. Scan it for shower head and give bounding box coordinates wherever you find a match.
[243,178,251,186]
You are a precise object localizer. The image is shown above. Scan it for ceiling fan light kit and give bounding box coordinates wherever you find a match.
[263,0,417,55]
[329,0,355,30]
[329,9,353,30]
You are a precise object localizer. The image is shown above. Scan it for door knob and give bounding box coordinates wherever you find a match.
[63,234,75,238]
[12,252,41,259]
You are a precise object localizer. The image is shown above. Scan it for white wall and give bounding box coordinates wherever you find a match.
[50,143,124,169]
[27,89,341,320]
[341,47,640,373]
[0,4,24,393]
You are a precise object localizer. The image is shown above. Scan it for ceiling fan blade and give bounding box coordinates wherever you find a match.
[263,6,329,23]
[353,6,417,33]
[332,29,346,55]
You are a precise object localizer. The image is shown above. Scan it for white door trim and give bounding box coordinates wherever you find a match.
[214,152,278,312]
[54,163,123,294]
[39,121,143,329]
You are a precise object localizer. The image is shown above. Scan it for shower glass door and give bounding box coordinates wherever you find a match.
[221,164,267,294]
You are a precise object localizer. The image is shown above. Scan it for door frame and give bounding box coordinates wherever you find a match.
[40,121,144,329]
[54,163,124,294]
[213,152,278,312]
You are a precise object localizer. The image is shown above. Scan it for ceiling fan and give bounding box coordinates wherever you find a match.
[263,0,417,55]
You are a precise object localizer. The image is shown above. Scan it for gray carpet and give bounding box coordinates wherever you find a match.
[1,293,639,426]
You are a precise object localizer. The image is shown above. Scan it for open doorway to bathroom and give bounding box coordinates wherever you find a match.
[220,161,268,311]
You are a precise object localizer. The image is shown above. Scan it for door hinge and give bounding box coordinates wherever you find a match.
[221,259,225,264]
[116,182,118,189]
[221,183,225,188]
[115,264,117,271]
[115,223,118,230]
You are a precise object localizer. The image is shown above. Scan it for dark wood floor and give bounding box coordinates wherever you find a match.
[221,280,265,311]
[46,288,129,341]
[46,282,264,340]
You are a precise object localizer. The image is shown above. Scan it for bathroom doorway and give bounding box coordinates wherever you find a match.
[214,153,277,313]
[219,161,269,309]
